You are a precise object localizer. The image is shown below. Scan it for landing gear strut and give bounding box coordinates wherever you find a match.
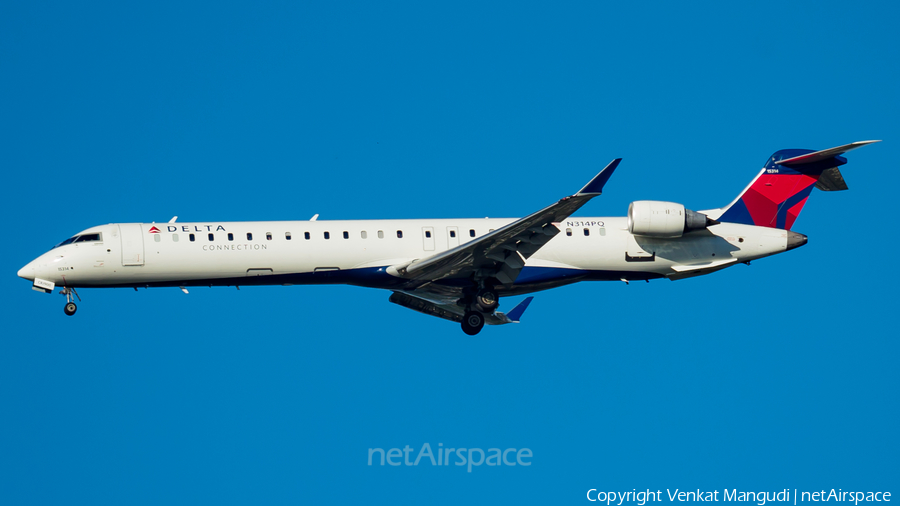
[61,287,80,316]
[461,311,485,336]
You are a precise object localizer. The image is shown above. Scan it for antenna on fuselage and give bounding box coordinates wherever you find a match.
[169,216,178,223]
[310,214,319,221]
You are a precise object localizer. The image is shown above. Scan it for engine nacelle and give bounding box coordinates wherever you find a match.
[627,200,715,238]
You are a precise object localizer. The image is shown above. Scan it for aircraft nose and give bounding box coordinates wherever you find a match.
[786,231,808,251]
[18,263,34,280]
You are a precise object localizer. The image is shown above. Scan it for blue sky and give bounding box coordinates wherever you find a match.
[1,1,898,504]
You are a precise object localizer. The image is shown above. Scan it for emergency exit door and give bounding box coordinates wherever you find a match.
[447,226,459,247]
[422,227,435,251]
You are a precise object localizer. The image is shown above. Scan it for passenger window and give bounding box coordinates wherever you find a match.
[450,230,456,238]
[208,233,214,241]
[304,232,310,240]
[584,228,590,236]
[247,233,253,240]
[378,230,384,239]
[285,232,292,240]
[228,233,234,241]
[469,229,475,237]
[324,232,330,240]
[397,230,403,238]
[599,228,606,236]
[173,234,179,242]
[361,231,367,239]
[566,228,572,236]
[266,232,272,240]
[189,234,195,242]
[343,231,349,239]
[154,234,161,242]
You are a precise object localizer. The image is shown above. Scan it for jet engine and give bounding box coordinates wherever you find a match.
[627,200,718,238]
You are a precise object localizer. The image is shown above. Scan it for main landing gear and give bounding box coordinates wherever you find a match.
[61,287,80,316]
[459,284,499,336]
[461,311,485,336]
[474,288,499,312]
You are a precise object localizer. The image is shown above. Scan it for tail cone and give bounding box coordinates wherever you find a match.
[786,232,808,251]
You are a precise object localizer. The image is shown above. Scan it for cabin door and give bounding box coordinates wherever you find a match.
[119,224,145,266]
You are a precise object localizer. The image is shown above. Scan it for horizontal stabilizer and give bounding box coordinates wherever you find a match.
[815,167,849,191]
[775,140,880,166]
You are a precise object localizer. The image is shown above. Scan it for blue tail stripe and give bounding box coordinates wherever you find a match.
[719,198,753,226]
[775,185,815,229]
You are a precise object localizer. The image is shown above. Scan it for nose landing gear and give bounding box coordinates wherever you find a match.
[61,287,80,316]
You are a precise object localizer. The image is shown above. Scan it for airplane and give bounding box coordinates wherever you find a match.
[17,140,878,335]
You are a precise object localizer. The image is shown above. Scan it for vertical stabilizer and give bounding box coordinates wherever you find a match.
[714,141,878,230]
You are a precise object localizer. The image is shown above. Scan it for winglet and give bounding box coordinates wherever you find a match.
[577,158,622,195]
[505,296,534,323]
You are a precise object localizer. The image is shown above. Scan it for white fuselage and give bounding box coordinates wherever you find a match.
[18,217,793,293]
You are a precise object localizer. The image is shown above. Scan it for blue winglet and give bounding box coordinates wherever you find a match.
[576,158,622,195]
[506,296,534,323]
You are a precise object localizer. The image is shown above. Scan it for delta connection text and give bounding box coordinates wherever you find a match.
[586,490,891,506]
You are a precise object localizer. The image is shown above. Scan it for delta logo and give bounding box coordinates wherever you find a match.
[148,226,161,234]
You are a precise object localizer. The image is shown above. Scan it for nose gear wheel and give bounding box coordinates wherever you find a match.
[60,287,81,316]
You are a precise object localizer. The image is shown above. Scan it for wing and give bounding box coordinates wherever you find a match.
[390,158,621,287]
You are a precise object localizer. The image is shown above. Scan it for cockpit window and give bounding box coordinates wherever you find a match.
[55,233,102,248]
[75,233,102,243]
[54,237,78,248]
